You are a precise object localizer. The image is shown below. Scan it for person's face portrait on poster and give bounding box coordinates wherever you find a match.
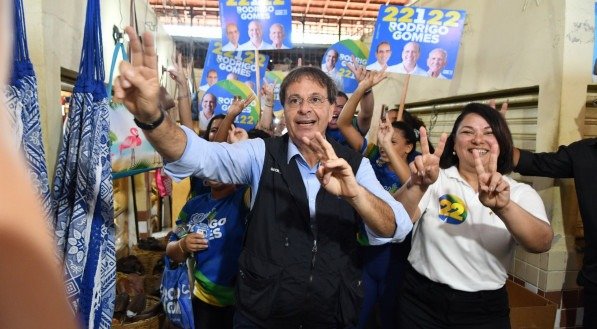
[202,93,217,114]
[207,70,218,86]
[401,42,421,67]
[427,48,447,77]
[226,23,240,46]
[376,42,392,66]
[248,20,264,45]
[325,49,339,70]
[269,23,285,48]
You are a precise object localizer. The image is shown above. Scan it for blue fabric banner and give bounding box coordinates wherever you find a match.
[51,0,115,327]
[6,0,52,223]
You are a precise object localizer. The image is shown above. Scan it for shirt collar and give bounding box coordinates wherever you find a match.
[287,137,303,164]
[444,166,469,185]
[286,136,321,170]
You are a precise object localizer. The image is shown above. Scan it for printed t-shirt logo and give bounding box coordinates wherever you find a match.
[438,194,467,224]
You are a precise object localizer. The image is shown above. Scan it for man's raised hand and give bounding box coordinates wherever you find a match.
[113,27,161,123]
[302,132,359,198]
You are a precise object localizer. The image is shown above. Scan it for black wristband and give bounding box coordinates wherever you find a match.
[134,110,166,131]
[364,89,373,95]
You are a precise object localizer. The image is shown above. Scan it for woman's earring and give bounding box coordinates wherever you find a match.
[452,151,456,155]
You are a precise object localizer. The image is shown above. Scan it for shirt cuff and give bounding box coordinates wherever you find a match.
[366,199,413,245]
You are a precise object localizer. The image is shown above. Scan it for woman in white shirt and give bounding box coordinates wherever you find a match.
[394,103,553,328]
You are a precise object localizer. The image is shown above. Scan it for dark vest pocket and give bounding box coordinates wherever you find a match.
[236,252,283,320]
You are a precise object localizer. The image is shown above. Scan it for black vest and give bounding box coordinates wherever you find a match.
[235,135,364,328]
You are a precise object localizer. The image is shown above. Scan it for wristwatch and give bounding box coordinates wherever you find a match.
[133,110,166,130]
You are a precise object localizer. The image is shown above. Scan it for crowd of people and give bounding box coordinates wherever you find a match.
[109,25,556,329]
[104,23,597,329]
[2,12,595,328]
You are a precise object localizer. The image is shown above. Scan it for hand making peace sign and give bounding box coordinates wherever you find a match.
[302,132,359,198]
[473,141,511,210]
[113,27,161,123]
[408,127,447,188]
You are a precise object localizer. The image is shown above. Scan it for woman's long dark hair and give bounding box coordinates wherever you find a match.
[439,103,514,174]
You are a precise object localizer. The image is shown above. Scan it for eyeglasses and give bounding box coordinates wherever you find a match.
[285,95,329,110]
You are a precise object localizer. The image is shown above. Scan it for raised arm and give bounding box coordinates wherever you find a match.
[337,70,387,152]
[394,127,446,220]
[213,94,256,142]
[474,142,553,253]
[168,53,193,129]
[377,122,410,183]
[113,27,186,162]
[254,78,275,134]
[347,55,375,134]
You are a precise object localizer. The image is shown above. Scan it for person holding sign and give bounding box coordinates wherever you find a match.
[238,20,273,51]
[388,41,426,76]
[426,48,448,79]
[113,26,412,327]
[222,23,241,51]
[394,104,553,328]
[321,48,344,92]
[366,41,393,72]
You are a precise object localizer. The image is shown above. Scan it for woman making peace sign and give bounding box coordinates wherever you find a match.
[394,103,553,328]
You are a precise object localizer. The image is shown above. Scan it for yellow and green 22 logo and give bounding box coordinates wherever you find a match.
[438,194,467,224]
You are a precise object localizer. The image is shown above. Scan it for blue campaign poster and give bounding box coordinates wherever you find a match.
[199,40,269,93]
[206,80,259,132]
[367,5,467,80]
[264,70,286,116]
[321,40,370,93]
[219,0,292,51]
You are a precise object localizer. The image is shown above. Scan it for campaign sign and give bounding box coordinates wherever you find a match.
[219,0,292,51]
[207,80,259,131]
[367,5,466,80]
[199,40,269,93]
[264,70,287,115]
[321,40,370,93]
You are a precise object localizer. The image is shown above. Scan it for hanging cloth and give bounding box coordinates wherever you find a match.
[51,0,115,327]
[4,0,52,223]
